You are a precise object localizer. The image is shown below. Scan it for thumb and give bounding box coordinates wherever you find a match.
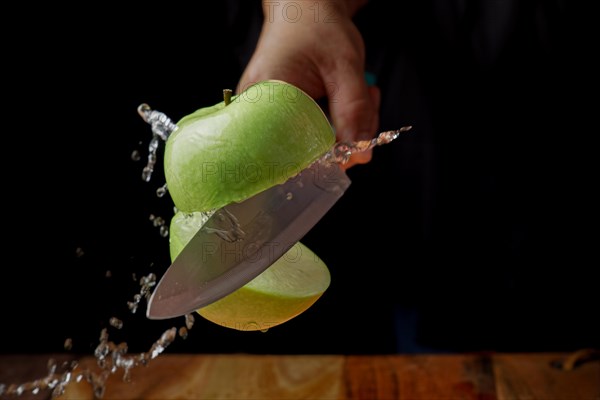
[327,71,380,166]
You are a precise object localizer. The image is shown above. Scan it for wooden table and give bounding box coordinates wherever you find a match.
[1,353,598,399]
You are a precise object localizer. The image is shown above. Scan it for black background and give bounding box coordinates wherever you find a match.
[1,1,596,356]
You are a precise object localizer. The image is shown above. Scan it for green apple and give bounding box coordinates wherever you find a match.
[165,80,335,213]
[170,211,331,331]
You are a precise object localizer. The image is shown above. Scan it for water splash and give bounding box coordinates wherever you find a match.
[0,99,413,398]
[136,104,178,182]
[127,273,156,314]
[324,126,412,165]
[139,273,157,299]
[0,358,79,398]
[75,247,85,258]
[185,314,195,330]
[109,317,123,330]
[178,327,189,339]
[82,324,178,396]
[130,150,141,162]
[0,270,195,399]
[0,105,191,399]
[156,184,168,198]
[149,214,169,238]
[150,215,163,227]
[159,225,169,238]
[127,294,142,314]
[203,209,245,242]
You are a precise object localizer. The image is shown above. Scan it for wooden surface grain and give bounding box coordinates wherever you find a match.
[1,353,598,399]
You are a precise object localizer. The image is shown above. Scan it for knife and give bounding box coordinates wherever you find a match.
[146,158,350,319]
[140,106,410,320]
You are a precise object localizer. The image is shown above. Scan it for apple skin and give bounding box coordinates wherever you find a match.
[165,80,335,213]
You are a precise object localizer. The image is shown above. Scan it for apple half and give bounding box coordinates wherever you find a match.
[170,211,331,331]
[165,80,335,213]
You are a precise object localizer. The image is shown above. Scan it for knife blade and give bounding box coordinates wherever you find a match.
[146,160,351,319]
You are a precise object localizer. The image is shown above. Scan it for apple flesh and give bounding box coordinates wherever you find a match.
[170,211,331,331]
[165,80,335,213]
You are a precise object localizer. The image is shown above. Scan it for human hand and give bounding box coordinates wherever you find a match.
[237,0,380,168]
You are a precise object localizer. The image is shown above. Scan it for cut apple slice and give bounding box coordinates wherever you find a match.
[164,80,335,213]
[169,211,331,331]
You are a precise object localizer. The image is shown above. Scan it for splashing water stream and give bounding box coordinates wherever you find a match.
[0,104,409,399]
[0,271,192,398]
[136,103,177,182]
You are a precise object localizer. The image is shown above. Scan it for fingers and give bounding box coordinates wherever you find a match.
[327,67,380,168]
[236,63,261,95]
[236,48,274,95]
[237,29,380,170]
[340,85,381,169]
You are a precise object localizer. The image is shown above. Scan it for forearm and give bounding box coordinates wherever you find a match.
[262,0,367,23]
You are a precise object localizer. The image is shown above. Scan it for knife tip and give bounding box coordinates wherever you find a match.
[145,290,169,320]
[145,288,192,320]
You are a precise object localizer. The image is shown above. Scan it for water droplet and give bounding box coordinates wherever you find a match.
[137,103,152,120]
[64,338,73,351]
[141,167,153,182]
[178,327,188,339]
[131,150,141,161]
[185,314,195,330]
[122,370,132,383]
[149,214,155,221]
[127,301,138,314]
[156,184,168,198]
[138,105,178,141]
[109,317,123,329]
[47,359,57,374]
[140,273,156,288]
[159,225,169,237]
[152,216,165,227]
[286,192,293,200]
[148,328,177,360]
[94,385,106,399]
[148,137,159,154]
[75,247,85,258]
[260,328,269,333]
